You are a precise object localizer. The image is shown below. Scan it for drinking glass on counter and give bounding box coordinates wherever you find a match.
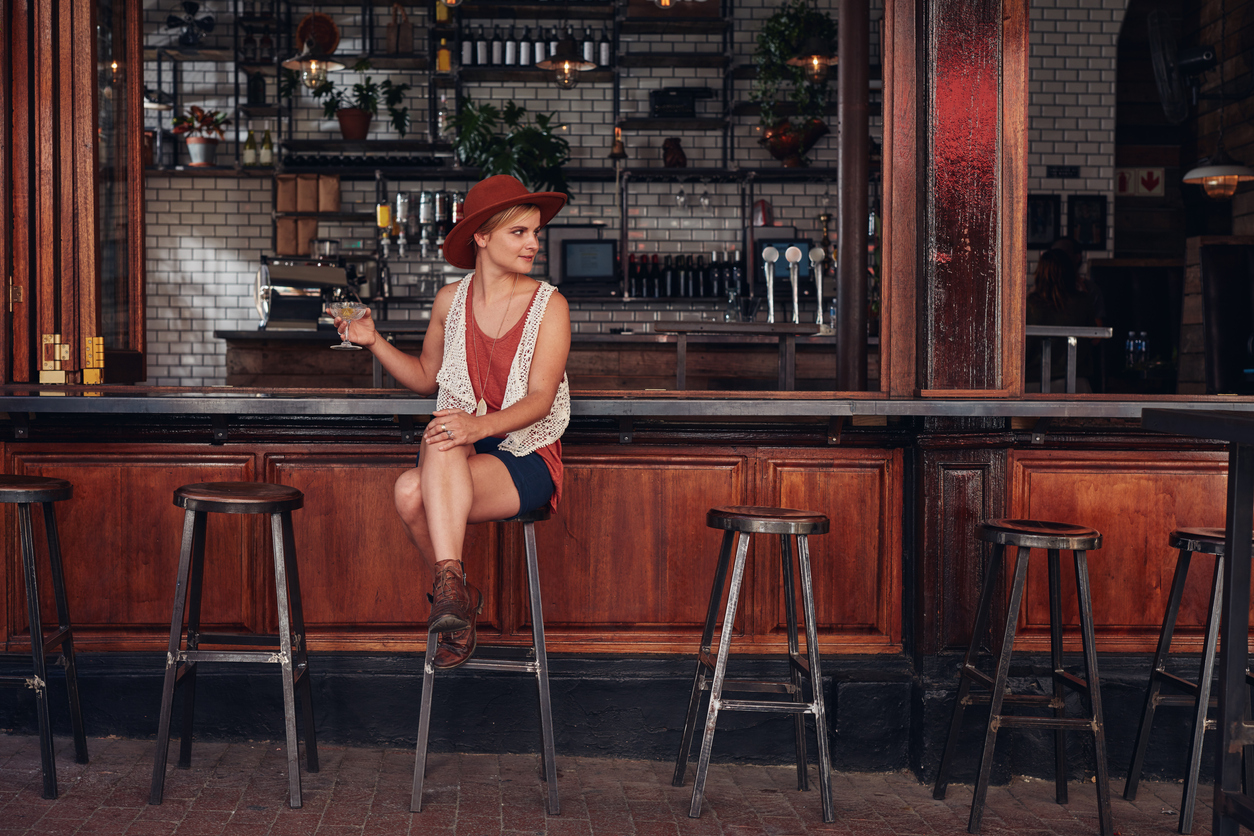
[327,301,368,350]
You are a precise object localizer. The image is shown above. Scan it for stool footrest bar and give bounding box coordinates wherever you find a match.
[960,666,996,691]
[1056,671,1090,693]
[197,632,283,647]
[717,698,816,715]
[458,658,539,673]
[720,678,800,695]
[180,650,285,665]
[40,627,71,651]
[997,715,1096,731]
[1155,670,1201,693]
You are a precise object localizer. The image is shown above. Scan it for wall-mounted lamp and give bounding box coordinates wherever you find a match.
[786,37,835,84]
[1183,143,1254,199]
[536,35,594,90]
[281,39,344,89]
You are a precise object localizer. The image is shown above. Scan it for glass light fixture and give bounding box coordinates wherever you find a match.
[281,39,344,90]
[1183,143,1254,199]
[536,35,594,90]
[653,0,673,8]
[440,0,464,7]
[786,37,835,84]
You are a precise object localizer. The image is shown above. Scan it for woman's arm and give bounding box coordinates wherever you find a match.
[341,285,455,395]
[425,290,570,449]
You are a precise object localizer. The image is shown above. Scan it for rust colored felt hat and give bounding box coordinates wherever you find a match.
[442,175,567,270]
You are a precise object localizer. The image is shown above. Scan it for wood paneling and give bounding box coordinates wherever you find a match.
[1007,449,1229,653]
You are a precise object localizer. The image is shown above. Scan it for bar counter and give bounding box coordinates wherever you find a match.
[0,386,1248,777]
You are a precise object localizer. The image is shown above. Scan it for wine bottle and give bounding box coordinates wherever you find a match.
[678,256,690,297]
[247,71,267,106]
[461,32,473,66]
[649,254,662,298]
[549,27,560,61]
[491,25,503,66]
[242,126,258,167]
[504,26,518,66]
[259,128,273,166]
[259,31,274,62]
[436,38,452,72]
[519,26,532,66]
[598,27,611,68]
[627,254,639,297]
[729,246,743,299]
[475,25,488,66]
[582,27,595,65]
[662,255,674,297]
[709,250,723,298]
[695,255,707,297]
[435,93,451,141]
[533,28,547,64]
[241,30,258,63]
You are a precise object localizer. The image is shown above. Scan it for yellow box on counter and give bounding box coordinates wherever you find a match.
[276,174,298,213]
[296,174,320,213]
[318,175,341,213]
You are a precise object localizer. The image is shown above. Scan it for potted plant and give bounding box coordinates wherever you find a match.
[451,98,571,197]
[312,60,411,141]
[171,105,230,167]
[749,0,837,166]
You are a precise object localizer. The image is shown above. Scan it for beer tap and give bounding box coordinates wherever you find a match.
[809,246,826,326]
[762,246,779,323]
[785,246,802,324]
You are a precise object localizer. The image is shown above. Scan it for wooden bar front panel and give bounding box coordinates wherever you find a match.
[1007,449,1229,653]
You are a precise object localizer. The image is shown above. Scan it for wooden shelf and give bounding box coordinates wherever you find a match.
[458,67,613,83]
[144,165,276,177]
[238,61,278,73]
[241,105,280,118]
[275,212,376,222]
[143,47,235,63]
[618,53,728,69]
[282,139,453,153]
[351,55,430,70]
[618,117,726,131]
[619,19,727,35]
[457,1,614,19]
[624,166,739,182]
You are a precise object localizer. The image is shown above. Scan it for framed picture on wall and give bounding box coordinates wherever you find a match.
[1067,194,1108,250]
[1026,194,1060,249]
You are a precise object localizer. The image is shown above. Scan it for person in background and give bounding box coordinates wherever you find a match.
[1026,248,1099,393]
[1051,235,1106,327]
[332,175,571,669]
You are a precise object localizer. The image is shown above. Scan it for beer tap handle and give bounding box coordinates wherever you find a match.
[785,246,802,325]
[763,246,779,324]
[809,246,826,326]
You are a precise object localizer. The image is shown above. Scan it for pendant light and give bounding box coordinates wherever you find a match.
[536,31,595,90]
[1182,0,1254,199]
[786,36,836,84]
[439,0,463,8]
[653,0,673,8]
[281,39,345,90]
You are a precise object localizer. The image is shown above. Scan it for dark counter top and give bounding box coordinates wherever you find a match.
[214,328,845,345]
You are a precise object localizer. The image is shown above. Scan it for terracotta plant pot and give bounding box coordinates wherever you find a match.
[184,136,220,167]
[336,108,373,141]
[762,118,829,167]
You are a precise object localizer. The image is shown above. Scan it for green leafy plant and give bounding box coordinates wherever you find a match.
[171,105,230,140]
[451,98,572,197]
[750,0,837,132]
[312,60,412,136]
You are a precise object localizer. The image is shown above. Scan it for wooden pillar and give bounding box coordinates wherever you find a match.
[837,0,869,391]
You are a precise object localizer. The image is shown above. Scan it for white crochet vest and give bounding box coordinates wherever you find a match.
[435,274,570,456]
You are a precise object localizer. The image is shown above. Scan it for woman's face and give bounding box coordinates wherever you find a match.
[474,208,542,275]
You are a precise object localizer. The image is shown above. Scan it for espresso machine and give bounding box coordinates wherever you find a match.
[255,255,366,330]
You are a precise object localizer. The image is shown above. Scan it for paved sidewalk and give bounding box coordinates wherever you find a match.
[0,735,1214,835]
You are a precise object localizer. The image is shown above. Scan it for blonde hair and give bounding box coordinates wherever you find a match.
[477,203,540,237]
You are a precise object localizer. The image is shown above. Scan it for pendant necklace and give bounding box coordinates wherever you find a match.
[470,273,518,417]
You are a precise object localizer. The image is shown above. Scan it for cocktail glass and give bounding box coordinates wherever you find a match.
[327,301,368,350]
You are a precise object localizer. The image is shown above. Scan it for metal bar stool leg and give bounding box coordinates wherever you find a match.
[178,510,208,770]
[1047,548,1069,805]
[41,502,87,765]
[1126,546,1194,801]
[411,631,439,812]
[797,533,834,823]
[1178,554,1222,833]
[150,508,202,805]
[269,512,304,808]
[779,532,808,792]
[969,545,1031,835]
[1073,550,1113,836]
[935,543,1007,800]
[674,529,735,787]
[18,503,56,800]
[279,510,319,774]
[689,530,751,819]
[523,520,559,815]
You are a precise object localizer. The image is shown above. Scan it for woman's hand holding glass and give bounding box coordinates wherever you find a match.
[328,303,378,349]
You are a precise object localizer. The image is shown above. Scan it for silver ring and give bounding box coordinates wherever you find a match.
[446,429,453,439]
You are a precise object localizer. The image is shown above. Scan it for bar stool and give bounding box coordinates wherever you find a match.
[933,519,1111,836]
[149,482,318,808]
[412,506,558,814]
[672,506,834,823]
[0,475,88,799]
[1124,527,1254,835]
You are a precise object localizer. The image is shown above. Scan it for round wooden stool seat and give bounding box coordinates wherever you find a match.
[976,518,1101,550]
[1168,527,1238,555]
[174,482,303,515]
[507,506,551,524]
[0,475,72,504]
[707,506,829,536]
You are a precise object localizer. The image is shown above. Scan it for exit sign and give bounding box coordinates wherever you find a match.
[1046,165,1081,179]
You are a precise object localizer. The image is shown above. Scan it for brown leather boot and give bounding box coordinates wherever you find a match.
[428,560,474,633]
[433,583,482,669]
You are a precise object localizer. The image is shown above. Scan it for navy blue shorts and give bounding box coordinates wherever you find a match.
[416,437,554,514]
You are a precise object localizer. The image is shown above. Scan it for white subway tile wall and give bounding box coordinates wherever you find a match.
[139,0,875,385]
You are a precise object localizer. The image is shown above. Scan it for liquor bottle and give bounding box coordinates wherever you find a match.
[662,255,674,297]
[627,254,639,297]
[504,26,517,66]
[533,28,547,64]
[436,38,452,72]
[709,250,723,298]
[582,27,595,65]
[259,128,273,166]
[247,71,267,106]
[649,254,662,298]
[241,30,258,63]
[475,26,488,66]
[435,0,449,23]
[598,27,611,68]
[549,27,560,61]
[259,31,274,62]
[435,93,451,141]
[491,26,503,65]
[461,31,473,66]
[519,26,532,66]
[242,125,258,167]
[678,256,690,297]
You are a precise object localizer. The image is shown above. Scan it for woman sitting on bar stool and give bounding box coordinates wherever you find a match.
[333,175,571,669]
[1026,247,1099,393]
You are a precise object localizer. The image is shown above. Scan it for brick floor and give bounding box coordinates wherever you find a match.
[0,735,1218,835]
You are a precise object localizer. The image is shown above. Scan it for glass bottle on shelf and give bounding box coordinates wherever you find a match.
[247,71,267,106]
[435,93,451,142]
[504,26,517,66]
[259,31,274,62]
[259,127,273,166]
[475,26,488,66]
[436,38,452,72]
[435,0,449,23]
[461,31,473,66]
[491,26,503,65]
[627,254,639,297]
[242,124,258,167]
[519,26,532,66]
[241,30,258,62]
[582,27,595,64]
[598,27,611,68]
[533,28,547,64]
[662,255,674,297]
[548,27,560,61]
[695,254,707,297]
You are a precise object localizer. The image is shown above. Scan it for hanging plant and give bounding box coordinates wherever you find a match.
[749,0,837,134]
[451,98,572,197]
